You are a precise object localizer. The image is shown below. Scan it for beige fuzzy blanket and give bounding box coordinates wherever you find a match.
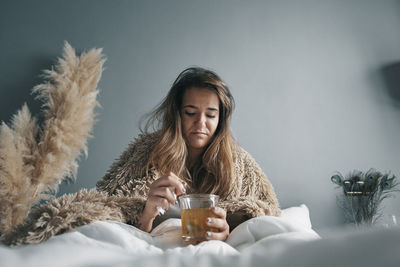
[2,133,280,246]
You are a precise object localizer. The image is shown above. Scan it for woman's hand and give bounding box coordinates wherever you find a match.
[139,172,186,232]
[205,207,230,241]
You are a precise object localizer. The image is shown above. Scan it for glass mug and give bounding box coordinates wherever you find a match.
[178,194,219,241]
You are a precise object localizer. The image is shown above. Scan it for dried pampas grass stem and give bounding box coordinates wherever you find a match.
[0,42,106,236]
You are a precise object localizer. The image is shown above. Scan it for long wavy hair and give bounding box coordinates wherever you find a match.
[142,67,237,198]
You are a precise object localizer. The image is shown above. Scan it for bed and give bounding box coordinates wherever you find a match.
[1,204,399,267]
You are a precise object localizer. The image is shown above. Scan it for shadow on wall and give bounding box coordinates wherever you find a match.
[381,62,400,108]
[0,57,54,126]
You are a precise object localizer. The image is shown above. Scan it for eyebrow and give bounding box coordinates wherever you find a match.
[183,105,218,111]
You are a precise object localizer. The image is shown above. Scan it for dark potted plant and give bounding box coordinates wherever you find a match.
[331,169,398,227]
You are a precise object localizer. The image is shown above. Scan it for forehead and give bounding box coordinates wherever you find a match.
[182,87,219,108]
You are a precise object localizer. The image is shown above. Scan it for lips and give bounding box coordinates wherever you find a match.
[192,131,207,136]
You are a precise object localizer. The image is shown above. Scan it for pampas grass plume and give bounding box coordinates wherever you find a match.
[0,42,105,235]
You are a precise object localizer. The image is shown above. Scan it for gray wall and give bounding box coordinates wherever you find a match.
[1,0,400,230]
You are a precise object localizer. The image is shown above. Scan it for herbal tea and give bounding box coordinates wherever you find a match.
[178,194,219,241]
[181,208,217,241]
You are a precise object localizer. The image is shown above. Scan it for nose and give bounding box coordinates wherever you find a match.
[196,113,207,125]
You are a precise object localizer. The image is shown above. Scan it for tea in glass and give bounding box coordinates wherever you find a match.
[178,194,219,241]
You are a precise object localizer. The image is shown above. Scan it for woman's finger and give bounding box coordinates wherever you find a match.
[151,172,187,195]
[206,217,229,232]
[149,186,176,204]
[211,207,227,219]
[205,230,229,241]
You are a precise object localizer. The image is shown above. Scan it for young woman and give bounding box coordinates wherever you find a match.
[97,67,280,241]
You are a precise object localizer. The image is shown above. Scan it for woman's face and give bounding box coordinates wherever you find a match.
[181,87,220,155]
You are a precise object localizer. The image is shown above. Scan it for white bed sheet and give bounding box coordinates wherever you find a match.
[1,205,399,267]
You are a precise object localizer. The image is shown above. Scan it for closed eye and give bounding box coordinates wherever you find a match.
[184,111,195,116]
[184,111,217,119]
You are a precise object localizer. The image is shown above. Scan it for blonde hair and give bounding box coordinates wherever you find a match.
[142,67,237,198]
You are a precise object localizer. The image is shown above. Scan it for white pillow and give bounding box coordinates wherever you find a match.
[280,204,312,229]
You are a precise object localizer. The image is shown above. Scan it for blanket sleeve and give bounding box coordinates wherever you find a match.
[3,189,144,246]
[96,133,159,226]
[218,148,281,220]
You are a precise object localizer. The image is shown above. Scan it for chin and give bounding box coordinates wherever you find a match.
[189,143,207,149]
[188,140,208,150]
